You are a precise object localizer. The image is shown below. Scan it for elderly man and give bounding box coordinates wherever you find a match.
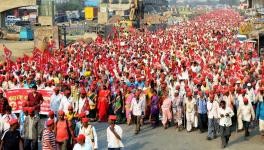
[24,107,40,150]
[78,117,98,150]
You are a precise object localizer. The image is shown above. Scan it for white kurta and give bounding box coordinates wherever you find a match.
[107,125,124,148]
[59,96,73,113]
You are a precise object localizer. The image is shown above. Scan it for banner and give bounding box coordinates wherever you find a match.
[5,89,53,115]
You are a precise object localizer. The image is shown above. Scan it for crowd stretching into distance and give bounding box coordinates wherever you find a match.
[0,9,263,150]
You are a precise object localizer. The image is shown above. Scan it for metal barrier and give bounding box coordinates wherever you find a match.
[65,23,104,36]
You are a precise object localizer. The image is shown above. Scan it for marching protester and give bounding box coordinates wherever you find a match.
[207,94,219,140]
[161,91,172,129]
[172,91,184,131]
[0,106,17,135]
[107,115,124,150]
[42,119,56,150]
[78,117,98,150]
[237,98,255,139]
[55,110,75,150]
[185,92,198,132]
[150,89,159,128]
[256,87,264,137]
[27,85,44,115]
[130,90,146,134]
[0,90,9,116]
[0,8,264,150]
[218,100,234,148]
[50,87,63,117]
[197,92,208,133]
[73,134,93,150]
[0,119,23,150]
[23,107,40,150]
[59,90,74,114]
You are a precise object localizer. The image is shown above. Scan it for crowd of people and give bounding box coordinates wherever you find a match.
[0,8,263,150]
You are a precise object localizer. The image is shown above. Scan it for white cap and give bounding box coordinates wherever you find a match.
[236,80,241,84]
[247,83,251,86]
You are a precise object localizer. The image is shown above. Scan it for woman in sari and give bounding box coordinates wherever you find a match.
[125,87,134,125]
[150,89,159,128]
[87,86,97,121]
[114,90,125,124]
[97,85,110,122]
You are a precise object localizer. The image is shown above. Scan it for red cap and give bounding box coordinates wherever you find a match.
[54,87,60,91]
[76,134,86,141]
[109,115,117,121]
[82,117,89,123]
[187,92,192,97]
[46,119,54,126]
[48,111,54,117]
[243,98,248,103]
[205,91,209,95]
[58,110,65,115]
[80,89,86,94]
[79,112,86,118]
[241,89,247,94]
[9,119,18,126]
[64,90,71,94]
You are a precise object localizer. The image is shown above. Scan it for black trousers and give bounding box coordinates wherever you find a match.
[24,139,38,150]
[243,121,250,137]
[151,113,159,127]
[198,113,207,132]
[219,126,231,147]
[108,148,121,150]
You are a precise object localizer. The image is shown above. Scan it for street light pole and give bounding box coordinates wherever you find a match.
[62,24,67,47]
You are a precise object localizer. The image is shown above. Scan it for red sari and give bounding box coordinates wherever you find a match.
[97,89,110,121]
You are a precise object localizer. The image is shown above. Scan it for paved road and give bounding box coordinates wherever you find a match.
[93,122,263,150]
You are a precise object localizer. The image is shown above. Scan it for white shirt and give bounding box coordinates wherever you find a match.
[59,96,73,113]
[207,100,219,119]
[218,107,234,127]
[237,103,255,122]
[130,97,145,116]
[79,125,98,149]
[73,142,93,150]
[107,125,124,148]
[50,93,63,112]
[75,97,89,115]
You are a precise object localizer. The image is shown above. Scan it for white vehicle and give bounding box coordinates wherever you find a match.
[236,34,247,43]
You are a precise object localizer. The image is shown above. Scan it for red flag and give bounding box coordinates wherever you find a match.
[32,48,42,61]
[3,46,12,60]
[23,54,30,63]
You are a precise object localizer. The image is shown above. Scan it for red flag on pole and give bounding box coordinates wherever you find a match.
[3,46,12,60]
